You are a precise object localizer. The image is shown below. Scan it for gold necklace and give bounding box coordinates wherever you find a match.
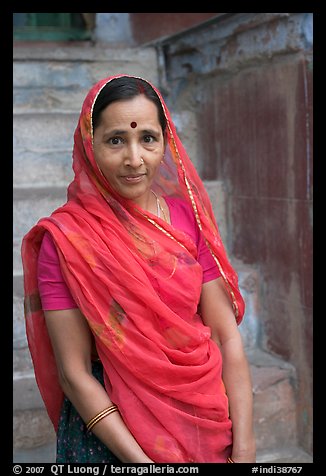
[151,190,168,221]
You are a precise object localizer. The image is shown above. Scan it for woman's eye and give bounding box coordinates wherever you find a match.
[143,135,155,143]
[109,137,124,145]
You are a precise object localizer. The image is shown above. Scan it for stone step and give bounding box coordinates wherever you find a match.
[13,112,78,152]
[13,44,158,61]
[247,349,297,452]
[14,61,121,91]
[14,86,89,114]
[13,372,44,412]
[13,45,159,85]
[13,274,33,375]
[14,149,74,188]
[257,447,313,463]
[13,187,67,274]
[13,408,56,453]
[14,442,56,464]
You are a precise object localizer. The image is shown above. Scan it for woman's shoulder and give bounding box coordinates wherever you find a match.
[39,231,59,262]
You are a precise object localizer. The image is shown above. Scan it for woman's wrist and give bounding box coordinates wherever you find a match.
[231,437,256,463]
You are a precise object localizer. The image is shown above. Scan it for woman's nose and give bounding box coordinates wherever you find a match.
[124,145,143,167]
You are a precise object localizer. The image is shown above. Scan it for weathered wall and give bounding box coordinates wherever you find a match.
[160,13,313,453]
[130,13,221,44]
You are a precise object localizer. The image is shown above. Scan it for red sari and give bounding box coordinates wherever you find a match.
[21,75,245,463]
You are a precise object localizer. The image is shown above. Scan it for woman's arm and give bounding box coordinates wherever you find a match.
[200,277,256,463]
[44,308,154,463]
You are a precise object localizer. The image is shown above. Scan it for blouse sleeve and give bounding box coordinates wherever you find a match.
[37,232,78,310]
[197,233,221,283]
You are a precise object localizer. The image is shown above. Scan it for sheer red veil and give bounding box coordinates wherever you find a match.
[21,75,245,462]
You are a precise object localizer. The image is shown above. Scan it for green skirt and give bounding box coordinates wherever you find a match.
[56,360,121,463]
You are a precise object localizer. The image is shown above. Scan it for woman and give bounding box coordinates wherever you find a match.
[21,75,256,463]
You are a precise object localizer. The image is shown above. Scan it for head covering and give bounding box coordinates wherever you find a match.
[21,75,245,462]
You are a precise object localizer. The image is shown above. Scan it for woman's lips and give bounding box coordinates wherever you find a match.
[119,173,146,184]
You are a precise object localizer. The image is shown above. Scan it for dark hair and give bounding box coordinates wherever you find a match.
[92,77,167,133]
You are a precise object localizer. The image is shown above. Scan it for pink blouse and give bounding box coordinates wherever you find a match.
[38,197,220,310]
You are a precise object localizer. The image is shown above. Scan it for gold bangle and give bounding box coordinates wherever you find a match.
[227,456,235,463]
[86,405,117,429]
[87,407,118,432]
[86,405,118,432]
[86,405,118,433]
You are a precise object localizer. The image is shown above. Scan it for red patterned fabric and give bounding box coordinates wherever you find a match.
[21,75,245,462]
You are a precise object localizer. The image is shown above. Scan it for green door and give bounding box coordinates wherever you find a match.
[13,13,93,41]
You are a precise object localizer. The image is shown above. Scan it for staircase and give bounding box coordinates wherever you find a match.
[236,265,312,463]
[13,44,312,464]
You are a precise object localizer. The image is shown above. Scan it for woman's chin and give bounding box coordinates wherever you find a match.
[113,182,152,205]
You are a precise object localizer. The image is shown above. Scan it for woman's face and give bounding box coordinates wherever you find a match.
[93,95,165,206]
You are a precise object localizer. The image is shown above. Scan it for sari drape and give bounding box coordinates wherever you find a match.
[21,75,245,463]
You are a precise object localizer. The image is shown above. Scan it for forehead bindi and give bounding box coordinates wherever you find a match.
[130,121,137,128]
